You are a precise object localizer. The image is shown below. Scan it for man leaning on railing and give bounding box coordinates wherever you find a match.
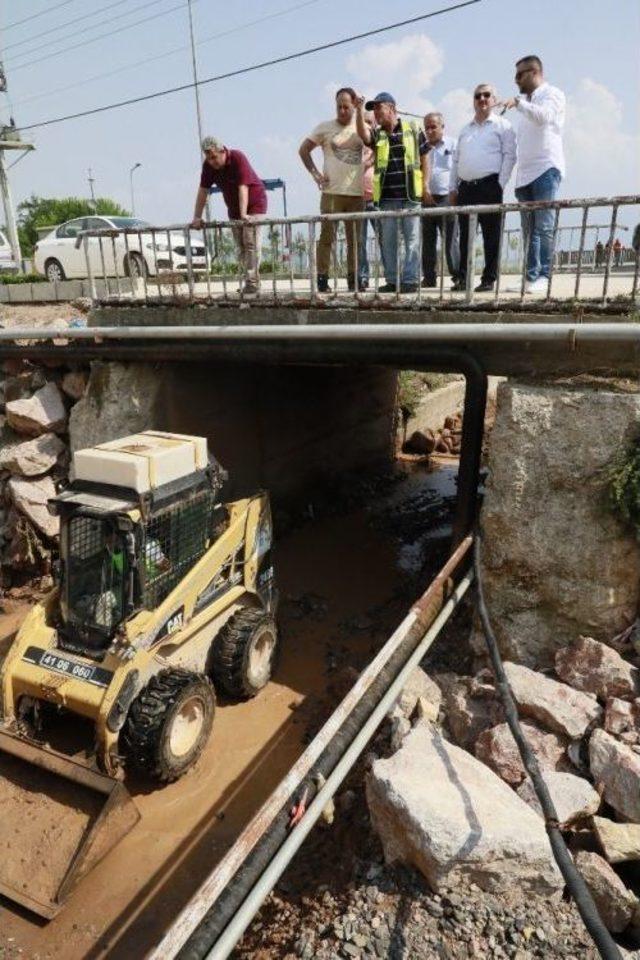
[191,135,267,296]
[500,55,566,293]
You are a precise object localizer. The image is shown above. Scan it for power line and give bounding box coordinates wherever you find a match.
[4,0,134,55]
[9,0,190,73]
[12,0,323,112]
[10,0,322,111]
[3,0,80,32]
[19,1,480,132]
[7,0,172,68]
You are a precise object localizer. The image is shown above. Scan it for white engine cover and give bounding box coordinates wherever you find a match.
[72,431,209,493]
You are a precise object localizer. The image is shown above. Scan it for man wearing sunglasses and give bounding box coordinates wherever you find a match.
[449,84,516,293]
[500,56,565,293]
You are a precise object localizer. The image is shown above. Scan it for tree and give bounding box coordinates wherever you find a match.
[17,194,131,257]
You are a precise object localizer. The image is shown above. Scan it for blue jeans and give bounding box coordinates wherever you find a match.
[358,201,378,285]
[378,198,421,286]
[515,167,561,281]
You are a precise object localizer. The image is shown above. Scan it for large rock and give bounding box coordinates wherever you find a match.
[5,382,67,437]
[367,722,563,895]
[575,850,638,933]
[475,721,569,786]
[589,729,640,822]
[517,771,600,827]
[0,433,65,477]
[445,679,504,750]
[61,370,88,401]
[604,697,636,737]
[480,382,640,667]
[7,476,59,538]
[69,362,163,451]
[390,667,442,723]
[504,661,602,738]
[555,636,639,701]
[593,817,640,864]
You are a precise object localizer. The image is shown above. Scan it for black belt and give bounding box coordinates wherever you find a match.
[459,173,500,187]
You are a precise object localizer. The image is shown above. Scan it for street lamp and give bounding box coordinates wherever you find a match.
[129,162,141,216]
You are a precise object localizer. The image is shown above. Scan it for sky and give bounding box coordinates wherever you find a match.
[1,0,639,231]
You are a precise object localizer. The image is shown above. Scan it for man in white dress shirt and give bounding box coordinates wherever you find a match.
[501,55,565,292]
[449,84,516,292]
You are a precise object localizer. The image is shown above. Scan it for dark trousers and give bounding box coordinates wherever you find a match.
[422,194,460,284]
[457,174,503,285]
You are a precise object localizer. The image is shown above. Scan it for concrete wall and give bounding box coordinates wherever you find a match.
[69,361,399,503]
[480,380,640,667]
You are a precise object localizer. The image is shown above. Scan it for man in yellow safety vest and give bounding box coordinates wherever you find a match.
[356,92,430,293]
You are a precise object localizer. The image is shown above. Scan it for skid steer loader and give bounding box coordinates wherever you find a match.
[0,431,278,918]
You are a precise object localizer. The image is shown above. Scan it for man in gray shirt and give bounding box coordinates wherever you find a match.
[422,112,459,288]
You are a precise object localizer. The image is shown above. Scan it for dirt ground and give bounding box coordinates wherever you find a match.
[0,303,87,329]
[0,461,455,959]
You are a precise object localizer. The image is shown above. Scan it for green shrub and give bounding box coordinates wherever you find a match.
[0,272,47,284]
[606,437,640,532]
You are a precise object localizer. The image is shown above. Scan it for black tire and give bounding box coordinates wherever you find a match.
[211,608,278,700]
[124,252,147,278]
[121,668,215,782]
[45,258,65,282]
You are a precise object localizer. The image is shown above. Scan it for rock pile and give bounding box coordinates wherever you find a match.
[369,636,640,942]
[0,359,89,586]
[403,412,463,457]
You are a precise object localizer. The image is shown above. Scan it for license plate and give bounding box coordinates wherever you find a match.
[22,646,113,688]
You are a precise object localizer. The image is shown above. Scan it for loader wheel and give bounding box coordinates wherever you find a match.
[121,668,215,782]
[211,608,278,699]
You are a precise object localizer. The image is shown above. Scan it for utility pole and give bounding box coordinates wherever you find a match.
[87,168,97,211]
[0,62,34,272]
[187,0,212,230]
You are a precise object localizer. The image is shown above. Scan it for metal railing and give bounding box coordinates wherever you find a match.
[80,194,640,309]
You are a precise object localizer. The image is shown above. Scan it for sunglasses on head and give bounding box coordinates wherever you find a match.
[474,92,492,100]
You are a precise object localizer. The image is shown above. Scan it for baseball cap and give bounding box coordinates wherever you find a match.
[365,92,396,110]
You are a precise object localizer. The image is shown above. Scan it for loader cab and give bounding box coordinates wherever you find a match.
[51,474,226,658]
[60,511,133,652]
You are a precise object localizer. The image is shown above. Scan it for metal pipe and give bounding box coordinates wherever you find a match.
[2,322,640,344]
[204,572,474,960]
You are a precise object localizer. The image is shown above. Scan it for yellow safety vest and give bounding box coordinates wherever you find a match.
[373,120,423,204]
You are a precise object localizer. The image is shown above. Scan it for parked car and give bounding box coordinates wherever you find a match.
[33,216,207,282]
[0,229,19,273]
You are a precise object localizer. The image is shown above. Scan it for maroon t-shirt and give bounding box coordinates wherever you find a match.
[200,149,267,219]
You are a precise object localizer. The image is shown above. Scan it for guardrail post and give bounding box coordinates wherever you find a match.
[465,212,477,304]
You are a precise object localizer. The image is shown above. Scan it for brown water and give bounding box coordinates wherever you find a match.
[0,464,455,959]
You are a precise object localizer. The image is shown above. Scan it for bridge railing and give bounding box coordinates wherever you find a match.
[79,194,640,309]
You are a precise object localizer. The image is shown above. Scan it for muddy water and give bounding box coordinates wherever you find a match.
[0,464,454,960]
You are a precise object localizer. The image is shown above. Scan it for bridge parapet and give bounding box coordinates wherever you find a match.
[78,195,639,313]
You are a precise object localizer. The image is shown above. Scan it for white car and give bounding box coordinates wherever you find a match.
[33,216,207,282]
[0,229,18,273]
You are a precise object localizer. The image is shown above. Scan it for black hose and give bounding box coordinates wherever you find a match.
[474,534,623,960]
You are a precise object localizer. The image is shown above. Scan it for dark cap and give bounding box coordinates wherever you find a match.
[365,91,396,110]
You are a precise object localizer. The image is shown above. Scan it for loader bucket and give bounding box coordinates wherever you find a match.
[0,729,140,919]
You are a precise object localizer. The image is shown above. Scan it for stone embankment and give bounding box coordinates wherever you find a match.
[0,358,90,585]
[368,630,640,946]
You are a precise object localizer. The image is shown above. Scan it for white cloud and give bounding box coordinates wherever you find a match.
[345,34,445,116]
[434,87,473,137]
[564,78,640,198]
